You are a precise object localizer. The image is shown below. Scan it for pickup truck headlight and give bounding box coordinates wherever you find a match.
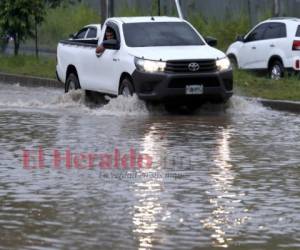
[216,57,231,71]
[135,58,166,73]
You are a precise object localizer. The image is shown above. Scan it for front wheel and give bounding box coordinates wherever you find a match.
[228,55,238,69]
[65,73,81,93]
[269,61,284,80]
[119,78,135,97]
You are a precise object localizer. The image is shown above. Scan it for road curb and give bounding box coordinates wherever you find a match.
[258,99,300,113]
[0,72,63,88]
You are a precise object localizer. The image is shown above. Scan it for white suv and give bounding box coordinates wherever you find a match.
[227,17,300,79]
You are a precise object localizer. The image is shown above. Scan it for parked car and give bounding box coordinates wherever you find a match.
[57,17,233,108]
[227,17,300,79]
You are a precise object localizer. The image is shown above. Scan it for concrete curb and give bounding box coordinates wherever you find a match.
[0,72,63,89]
[258,99,300,113]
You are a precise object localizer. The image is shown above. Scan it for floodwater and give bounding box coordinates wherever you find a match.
[0,82,300,250]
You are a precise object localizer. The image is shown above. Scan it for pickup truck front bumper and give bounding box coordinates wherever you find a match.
[131,70,233,103]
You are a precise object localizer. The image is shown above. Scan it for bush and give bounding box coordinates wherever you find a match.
[188,14,251,51]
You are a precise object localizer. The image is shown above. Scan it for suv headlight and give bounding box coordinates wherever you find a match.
[216,57,231,71]
[135,57,166,73]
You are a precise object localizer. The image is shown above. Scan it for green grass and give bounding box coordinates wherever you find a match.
[0,55,56,78]
[234,70,300,101]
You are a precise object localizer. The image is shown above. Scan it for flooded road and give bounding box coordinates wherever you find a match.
[0,82,300,250]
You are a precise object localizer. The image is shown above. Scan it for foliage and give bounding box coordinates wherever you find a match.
[0,0,46,55]
[189,14,251,51]
[36,3,99,48]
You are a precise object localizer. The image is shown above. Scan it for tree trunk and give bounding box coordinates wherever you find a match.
[158,0,161,16]
[273,0,280,17]
[13,34,19,56]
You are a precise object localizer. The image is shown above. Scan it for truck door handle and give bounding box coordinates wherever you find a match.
[252,46,256,50]
[113,58,120,62]
[270,44,275,48]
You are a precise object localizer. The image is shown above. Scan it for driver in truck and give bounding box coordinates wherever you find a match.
[96,27,116,54]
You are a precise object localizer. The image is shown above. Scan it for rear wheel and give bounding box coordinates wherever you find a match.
[65,73,80,93]
[269,60,284,80]
[119,78,135,97]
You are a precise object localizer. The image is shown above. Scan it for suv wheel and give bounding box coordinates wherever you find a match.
[65,73,81,93]
[228,55,238,69]
[119,78,134,97]
[269,61,284,80]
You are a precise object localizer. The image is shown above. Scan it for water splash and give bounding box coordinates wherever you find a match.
[0,82,271,117]
[93,95,149,116]
[227,96,268,115]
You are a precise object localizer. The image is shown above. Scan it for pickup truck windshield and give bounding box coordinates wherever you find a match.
[123,22,205,47]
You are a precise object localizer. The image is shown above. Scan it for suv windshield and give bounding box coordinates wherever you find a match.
[123,22,205,47]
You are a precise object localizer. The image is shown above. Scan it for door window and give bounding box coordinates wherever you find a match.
[263,23,286,39]
[103,24,120,42]
[245,23,269,43]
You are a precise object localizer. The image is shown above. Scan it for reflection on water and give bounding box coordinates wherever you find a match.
[133,125,164,250]
[1,83,300,250]
[133,181,162,250]
[202,129,242,248]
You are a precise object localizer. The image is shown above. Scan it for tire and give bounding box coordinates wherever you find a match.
[65,73,81,93]
[228,55,238,69]
[119,78,135,97]
[269,60,284,80]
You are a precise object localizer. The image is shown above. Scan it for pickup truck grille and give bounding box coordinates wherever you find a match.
[165,59,217,73]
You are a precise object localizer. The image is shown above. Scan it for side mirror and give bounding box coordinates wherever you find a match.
[205,37,218,47]
[102,39,120,50]
[236,35,245,42]
[69,33,75,39]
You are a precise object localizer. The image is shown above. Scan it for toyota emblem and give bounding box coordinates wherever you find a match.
[188,62,200,72]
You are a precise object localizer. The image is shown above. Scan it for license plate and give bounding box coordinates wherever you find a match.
[186,85,203,95]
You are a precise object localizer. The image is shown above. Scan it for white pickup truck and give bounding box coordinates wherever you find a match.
[56,17,233,106]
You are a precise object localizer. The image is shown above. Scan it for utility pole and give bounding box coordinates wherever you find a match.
[158,0,161,16]
[100,0,108,25]
[109,0,114,17]
[273,0,280,17]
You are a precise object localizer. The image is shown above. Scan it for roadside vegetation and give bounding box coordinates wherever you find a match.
[189,14,251,51]
[34,3,99,49]
[1,53,299,101]
[0,55,55,78]
[234,70,300,101]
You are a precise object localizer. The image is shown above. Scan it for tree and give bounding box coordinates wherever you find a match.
[0,0,45,56]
